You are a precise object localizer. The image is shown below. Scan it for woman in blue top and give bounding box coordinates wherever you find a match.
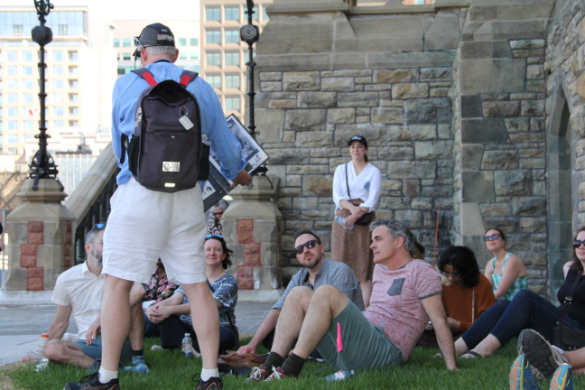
[483,228,528,300]
[147,235,238,354]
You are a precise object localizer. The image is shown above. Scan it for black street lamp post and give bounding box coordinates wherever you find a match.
[30,0,59,191]
[240,0,260,139]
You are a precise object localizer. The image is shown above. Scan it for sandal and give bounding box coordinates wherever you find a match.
[461,350,482,359]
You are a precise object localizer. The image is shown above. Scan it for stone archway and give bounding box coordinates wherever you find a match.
[546,84,573,298]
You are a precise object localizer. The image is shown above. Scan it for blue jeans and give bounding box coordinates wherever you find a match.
[461,289,584,349]
[144,312,160,337]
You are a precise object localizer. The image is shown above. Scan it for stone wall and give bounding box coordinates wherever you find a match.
[543,0,585,294]
[452,2,551,294]
[251,0,582,296]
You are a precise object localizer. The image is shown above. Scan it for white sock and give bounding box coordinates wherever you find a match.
[98,367,118,384]
[200,368,219,381]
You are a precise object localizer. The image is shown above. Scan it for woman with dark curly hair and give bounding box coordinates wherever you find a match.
[147,235,238,354]
[418,246,495,348]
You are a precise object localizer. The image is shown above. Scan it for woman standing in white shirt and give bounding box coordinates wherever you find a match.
[331,136,381,306]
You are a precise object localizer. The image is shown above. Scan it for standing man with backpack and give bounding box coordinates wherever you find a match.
[65,23,251,390]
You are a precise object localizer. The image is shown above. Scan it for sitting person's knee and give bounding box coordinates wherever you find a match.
[44,339,63,361]
[289,285,313,298]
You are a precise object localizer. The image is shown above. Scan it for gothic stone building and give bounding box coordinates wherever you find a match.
[240,0,585,299]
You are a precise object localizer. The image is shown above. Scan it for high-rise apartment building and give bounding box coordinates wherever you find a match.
[200,0,272,121]
[113,20,200,78]
[0,5,116,156]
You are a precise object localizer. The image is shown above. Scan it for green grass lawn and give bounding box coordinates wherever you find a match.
[5,337,582,389]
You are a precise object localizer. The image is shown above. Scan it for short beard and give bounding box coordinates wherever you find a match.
[303,254,323,270]
[91,245,102,266]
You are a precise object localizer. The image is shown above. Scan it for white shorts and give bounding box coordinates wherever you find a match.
[102,178,207,285]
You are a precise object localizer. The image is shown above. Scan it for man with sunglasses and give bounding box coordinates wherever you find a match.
[65,23,251,390]
[43,225,140,369]
[246,220,457,381]
[237,229,363,361]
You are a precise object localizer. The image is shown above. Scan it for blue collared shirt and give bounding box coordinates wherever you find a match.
[111,59,247,185]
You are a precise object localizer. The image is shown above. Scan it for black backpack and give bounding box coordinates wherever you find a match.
[120,67,208,193]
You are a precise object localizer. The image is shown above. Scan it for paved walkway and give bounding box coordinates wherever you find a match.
[0,301,275,367]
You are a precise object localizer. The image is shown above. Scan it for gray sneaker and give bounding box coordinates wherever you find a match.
[520,329,569,379]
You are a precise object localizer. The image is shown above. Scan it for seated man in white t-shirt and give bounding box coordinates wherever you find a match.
[247,219,457,381]
[43,224,145,371]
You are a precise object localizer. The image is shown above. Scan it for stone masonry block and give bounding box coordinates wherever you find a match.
[298,92,336,108]
[392,83,429,99]
[371,107,404,123]
[512,197,546,216]
[481,150,519,170]
[238,220,254,232]
[327,108,355,124]
[283,72,320,91]
[28,233,43,245]
[303,175,333,196]
[415,141,453,159]
[373,69,419,83]
[21,244,37,256]
[238,231,253,244]
[461,119,508,144]
[482,101,521,117]
[253,220,279,244]
[462,172,494,203]
[494,170,531,196]
[322,77,354,92]
[284,110,326,131]
[461,58,526,94]
[28,221,43,233]
[21,254,36,268]
[461,144,484,171]
[388,125,436,141]
[337,92,379,107]
[295,132,333,147]
[461,94,483,118]
[260,244,280,267]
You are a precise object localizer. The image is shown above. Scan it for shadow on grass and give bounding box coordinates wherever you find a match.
[5,337,583,389]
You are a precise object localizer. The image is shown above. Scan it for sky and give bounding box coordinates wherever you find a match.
[9,0,200,21]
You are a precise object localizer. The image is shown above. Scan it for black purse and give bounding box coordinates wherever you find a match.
[553,272,585,351]
[345,163,374,226]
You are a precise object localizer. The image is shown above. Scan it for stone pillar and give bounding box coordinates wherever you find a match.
[223,175,283,302]
[2,178,75,291]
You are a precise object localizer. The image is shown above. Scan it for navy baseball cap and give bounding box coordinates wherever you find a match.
[348,135,368,148]
[136,23,175,47]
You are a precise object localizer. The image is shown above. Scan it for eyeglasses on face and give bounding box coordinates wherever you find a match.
[573,240,585,248]
[213,211,224,217]
[483,234,500,242]
[295,240,319,255]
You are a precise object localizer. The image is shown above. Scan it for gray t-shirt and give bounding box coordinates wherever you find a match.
[272,258,365,311]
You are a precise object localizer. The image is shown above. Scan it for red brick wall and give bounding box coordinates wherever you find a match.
[236,219,257,290]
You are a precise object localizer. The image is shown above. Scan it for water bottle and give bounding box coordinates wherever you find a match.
[325,370,354,382]
[335,216,354,230]
[34,333,49,372]
[182,333,193,358]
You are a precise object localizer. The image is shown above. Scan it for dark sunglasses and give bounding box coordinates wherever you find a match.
[295,240,319,255]
[483,234,500,241]
[573,240,585,248]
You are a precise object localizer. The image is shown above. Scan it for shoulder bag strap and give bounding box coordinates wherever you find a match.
[345,163,352,201]
[131,68,157,86]
[179,70,198,88]
[557,272,582,324]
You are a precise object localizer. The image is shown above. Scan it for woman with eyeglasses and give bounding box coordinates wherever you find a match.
[418,246,495,348]
[451,227,585,359]
[483,228,528,300]
[146,235,238,354]
[331,136,381,307]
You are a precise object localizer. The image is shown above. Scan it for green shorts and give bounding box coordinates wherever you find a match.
[74,334,132,362]
[316,301,402,371]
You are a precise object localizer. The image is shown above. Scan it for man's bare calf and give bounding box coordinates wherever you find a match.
[44,340,95,369]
